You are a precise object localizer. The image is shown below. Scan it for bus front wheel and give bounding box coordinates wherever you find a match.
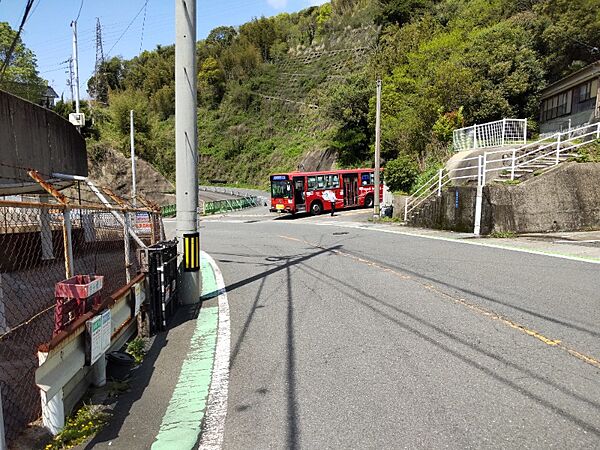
[310,201,323,215]
[364,194,374,208]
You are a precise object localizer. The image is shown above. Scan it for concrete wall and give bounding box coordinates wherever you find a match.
[0,90,87,192]
[540,110,597,135]
[487,162,600,233]
[403,163,600,234]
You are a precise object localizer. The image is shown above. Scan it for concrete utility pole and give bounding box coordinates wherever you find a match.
[130,110,137,207]
[70,20,80,115]
[373,78,382,218]
[176,0,200,304]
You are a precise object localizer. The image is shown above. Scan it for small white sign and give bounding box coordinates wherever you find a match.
[87,278,103,297]
[68,112,85,126]
[134,282,145,316]
[87,309,111,365]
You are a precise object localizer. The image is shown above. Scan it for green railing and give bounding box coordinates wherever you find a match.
[161,204,177,218]
[160,196,259,217]
[203,197,258,215]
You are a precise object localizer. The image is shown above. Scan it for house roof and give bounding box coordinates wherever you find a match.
[541,61,600,100]
[44,85,59,99]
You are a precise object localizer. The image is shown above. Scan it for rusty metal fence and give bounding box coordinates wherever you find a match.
[0,171,163,444]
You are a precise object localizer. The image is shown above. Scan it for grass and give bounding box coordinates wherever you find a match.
[488,230,517,238]
[44,404,109,450]
[501,179,521,185]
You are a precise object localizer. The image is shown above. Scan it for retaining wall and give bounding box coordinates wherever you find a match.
[402,163,600,234]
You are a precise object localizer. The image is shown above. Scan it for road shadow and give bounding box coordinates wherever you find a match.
[297,262,600,437]
[84,303,202,449]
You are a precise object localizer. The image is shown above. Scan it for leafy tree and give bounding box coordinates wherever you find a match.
[324,73,374,166]
[87,56,127,103]
[239,17,278,61]
[0,21,46,102]
[384,155,419,193]
[198,57,226,107]
[206,26,238,52]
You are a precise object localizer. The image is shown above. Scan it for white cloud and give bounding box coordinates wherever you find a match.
[307,0,328,5]
[267,0,288,9]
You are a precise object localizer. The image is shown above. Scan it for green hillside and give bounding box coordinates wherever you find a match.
[77,0,598,191]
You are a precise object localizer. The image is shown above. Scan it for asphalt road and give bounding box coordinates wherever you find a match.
[196,207,600,449]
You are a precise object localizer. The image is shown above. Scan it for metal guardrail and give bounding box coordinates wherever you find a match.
[453,118,527,152]
[161,196,261,217]
[406,122,600,232]
[161,204,176,218]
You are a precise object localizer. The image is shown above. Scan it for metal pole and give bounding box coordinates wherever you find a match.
[0,386,6,450]
[474,155,483,236]
[63,207,75,278]
[123,213,132,283]
[437,169,443,197]
[555,133,561,165]
[510,149,516,181]
[501,118,506,146]
[70,21,80,116]
[404,197,408,222]
[40,194,54,260]
[482,152,487,186]
[473,124,478,149]
[176,0,200,304]
[130,110,137,207]
[373,78,381,218]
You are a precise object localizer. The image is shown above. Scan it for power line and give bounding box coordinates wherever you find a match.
[105,0,148,57]
[75,0,84,22]
[139,0,149,54]
[0,0,36,83]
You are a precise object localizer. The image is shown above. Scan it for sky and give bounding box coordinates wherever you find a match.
[2,0,327,100]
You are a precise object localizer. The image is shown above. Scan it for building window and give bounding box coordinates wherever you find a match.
[541,91,571,122]
[580,81,592,102]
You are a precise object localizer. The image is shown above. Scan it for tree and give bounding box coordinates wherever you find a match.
[87,56,127,103]
[0,22,46,102]
[324,73,374,166]
[206,26,238,52]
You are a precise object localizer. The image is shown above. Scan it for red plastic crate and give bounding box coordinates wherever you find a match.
[53,275,104,336]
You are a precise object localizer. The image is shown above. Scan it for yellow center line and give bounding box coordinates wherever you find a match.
[279,234,600,370]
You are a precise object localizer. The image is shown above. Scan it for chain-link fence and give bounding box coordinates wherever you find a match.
[0,173,163,444]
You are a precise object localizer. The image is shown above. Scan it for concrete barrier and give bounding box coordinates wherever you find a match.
[35,274,147,434]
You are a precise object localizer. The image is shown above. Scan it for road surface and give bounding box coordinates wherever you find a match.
[195,207,600,449]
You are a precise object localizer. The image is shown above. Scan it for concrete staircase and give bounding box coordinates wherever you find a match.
[404,121,600,223]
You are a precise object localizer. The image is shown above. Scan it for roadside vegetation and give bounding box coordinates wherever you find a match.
[2,1,599,191]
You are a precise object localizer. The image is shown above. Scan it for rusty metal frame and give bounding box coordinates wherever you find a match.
[28,170,74,277]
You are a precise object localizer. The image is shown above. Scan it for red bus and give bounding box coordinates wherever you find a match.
[270,168,383,215]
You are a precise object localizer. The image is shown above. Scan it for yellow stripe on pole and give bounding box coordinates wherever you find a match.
[184,233,200,272]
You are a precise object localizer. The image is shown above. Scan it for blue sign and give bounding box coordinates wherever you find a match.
[272,175,287,181]
[455,190,459,209]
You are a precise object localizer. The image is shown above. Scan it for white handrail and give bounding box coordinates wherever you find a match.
[405,122,599,221]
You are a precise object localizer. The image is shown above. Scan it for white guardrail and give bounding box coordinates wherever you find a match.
[405,122,600,233]
[453,118,527,152]
[35,274,146,435]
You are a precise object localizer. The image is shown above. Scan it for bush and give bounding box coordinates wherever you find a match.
[384,155,419,193]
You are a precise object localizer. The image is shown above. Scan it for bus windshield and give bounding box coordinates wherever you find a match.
[271,180,293,199]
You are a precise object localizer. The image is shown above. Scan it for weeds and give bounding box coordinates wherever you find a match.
[45,404,109,449]
[126,336,146,364]
[489,231,517,238]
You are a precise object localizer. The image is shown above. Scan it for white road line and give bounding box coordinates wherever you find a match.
[198,251,231,450]
[304,221,600,265]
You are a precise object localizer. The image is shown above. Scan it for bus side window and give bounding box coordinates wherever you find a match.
[332,175,340,188]
[317,175,325,189]
[308,176,316,190]
[361,173,370,186]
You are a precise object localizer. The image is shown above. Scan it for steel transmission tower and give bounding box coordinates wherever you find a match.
[92,17,106,101]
